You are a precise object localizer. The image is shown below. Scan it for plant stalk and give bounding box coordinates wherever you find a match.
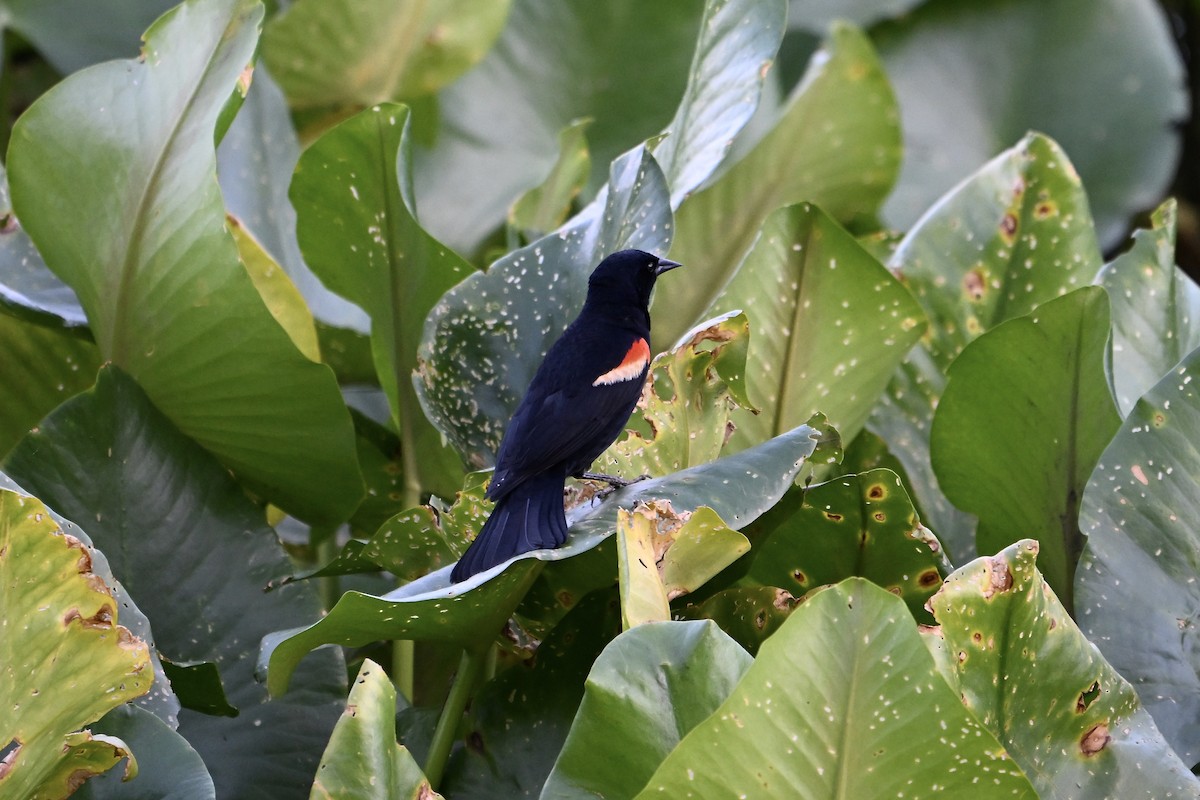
[424,646,486,790]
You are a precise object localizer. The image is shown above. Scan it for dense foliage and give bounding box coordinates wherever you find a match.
[1,0,1198,797]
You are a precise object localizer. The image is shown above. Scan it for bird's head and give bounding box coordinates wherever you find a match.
[586,249,682,311]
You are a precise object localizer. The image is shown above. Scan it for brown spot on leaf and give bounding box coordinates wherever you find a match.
[1152,412,1166,428]
[867,483,886,500]
[0,740,20,779]
[754,610,767,630]
[963,267,988,301]
[918,569,941,588]
[418,784,438,800]
[981,558,1014,599]
[872,511,886,522]
[972,631,984,645]
[887,586,902,596]
[772,589,797,611]
[556,590,574,608]
[63,603,115,630]
[1033,200,1058,219]
[0,214,17,235]
[1080,723,1110,756]
[999,212,1018,242]
[792,569,806,584]
[824,511,843,522]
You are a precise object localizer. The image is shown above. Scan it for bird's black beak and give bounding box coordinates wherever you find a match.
[654,257,683,276]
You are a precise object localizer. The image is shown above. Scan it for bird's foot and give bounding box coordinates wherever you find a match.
[578,471,652,498]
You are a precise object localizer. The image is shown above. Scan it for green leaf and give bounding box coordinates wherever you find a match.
[4,366,348,799]
[74,705,216,800]
[786,0,925,33]
[1076,343,1200,765]
[312,660,442,800]
[265,423,819,695]
[595,311,753,479]
[543,620,752,799]
[676,585,798,656]
[874,0,1186,249]
[7,0,364,525]
[416,0,782,255]
[509,119,592,241]
[739,469,948,621]
[227,215,321,363]
[869,132,1103,562]
[656,23,902,348]
[217,65,370,332]
[637,579,1035,798]
[291,102,474,496]
[416,144,672,468]
[0,0,178,74]
[0,312,100,459]
[0,488,152,798]
[930,540,1200,797]
[263,0,510,112]
[931,286,1120,609]
[1099,200,1200,417]
[702,203,926,449]
[159,659,238,719]
[0,161,86,329]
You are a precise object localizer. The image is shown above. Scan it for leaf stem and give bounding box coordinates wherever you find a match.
[313,527,340,612]
[424,645,486,789]
[393,639,414,703]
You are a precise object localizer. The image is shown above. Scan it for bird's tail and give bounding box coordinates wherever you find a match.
[451,471,568,582]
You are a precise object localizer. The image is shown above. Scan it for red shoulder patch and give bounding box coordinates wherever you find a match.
[592,338,650,386]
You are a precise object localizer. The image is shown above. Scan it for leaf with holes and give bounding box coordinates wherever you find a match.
[637,579,1035,798]
[656,22,902,348]
[0,488,151,799]
[291,102,474,496]
[931,286,1120,610]
[6,0,363,524]
[1076,343,1200,766]
[738,469,948,622]
[675,585,798,656]
[1099,199,1200,417]
[929,540,1200,798]
[702,203,926,450]
[594,311,753,480]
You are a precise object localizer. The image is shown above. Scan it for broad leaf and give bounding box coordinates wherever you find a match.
[930,540,1200,797]
[786,0,925,33]
[263,0,510,112]
[931,287,1119,609]
[656,23,902,348]
[312,660,441,800]
[739,469,948,621]
[509,119,592,242]
[637,579,1035,798]
[542,620,752,799]
[0,488,151,799]
[5,367,348,799]
[869,132,1103,561]
[7,0,363,524]
[703,203,926,448]
[291,102,474,496]
[1077,343,1200,765]
[0,0,178,74]
[1099,199,1200,417]
[676,585,798,655]
[874,0,1187,249]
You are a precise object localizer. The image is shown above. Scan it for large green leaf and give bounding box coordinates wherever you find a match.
[786,0,925,33]
[931,286,1119,610]
[217,64,369,332]
[311,660,441,800]
[263,0,510,113]
[509,119,592,242]
[636,579,1035,798]
[0,488,151,799]
[0,312,99,459]
[703,203,926,448]
[0,0,178,74]
[873,0,1186,249]
[1099,200,1200,417]
[656,23,902,348]
[739,469,947,620]
[542,620,752,799]
[868,132,1103,561]
[930,540,1200,797]
[415,0,783,255]
[5,367,348,800]
[265,423,819,695]
[1076,343,1200,765]
[416,145,672,468]
[7,0,364,525]
[291,102,474,496]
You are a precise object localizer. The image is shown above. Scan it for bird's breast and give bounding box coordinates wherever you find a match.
[591,337,651,386]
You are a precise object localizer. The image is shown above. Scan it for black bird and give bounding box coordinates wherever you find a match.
[451,249,682,582]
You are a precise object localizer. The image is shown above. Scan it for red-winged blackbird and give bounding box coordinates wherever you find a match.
[451,249,681,582]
